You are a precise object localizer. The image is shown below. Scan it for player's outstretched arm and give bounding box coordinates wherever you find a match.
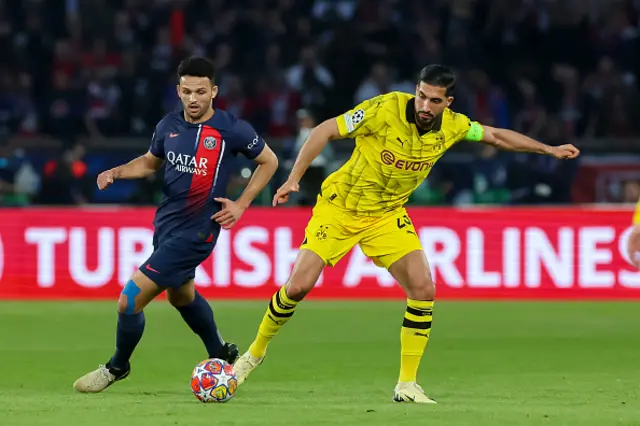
[273,118,341,206]
[96,151,163,190]
[290,118,341,182]
[474,124,580,160]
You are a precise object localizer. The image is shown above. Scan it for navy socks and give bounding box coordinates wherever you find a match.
[176,292,224,358]
[109,311,145,370]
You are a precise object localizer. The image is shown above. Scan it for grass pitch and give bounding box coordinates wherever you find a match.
[0,300,638,426]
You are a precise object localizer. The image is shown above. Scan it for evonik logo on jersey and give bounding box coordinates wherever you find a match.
[380,150,434,172]
[166,151,208,176]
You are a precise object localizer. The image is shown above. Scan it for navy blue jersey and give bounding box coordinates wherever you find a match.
[148,109,265,241]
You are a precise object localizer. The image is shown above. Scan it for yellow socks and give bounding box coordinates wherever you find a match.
[399,299,433,383]
[248,286,298,358]
[247,291,433,383]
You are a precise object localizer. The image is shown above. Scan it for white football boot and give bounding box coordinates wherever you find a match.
[393,382,437,404]
[73,364,130,393]
[233,351,264,385]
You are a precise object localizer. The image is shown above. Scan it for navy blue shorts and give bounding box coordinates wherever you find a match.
[139,233,214,288]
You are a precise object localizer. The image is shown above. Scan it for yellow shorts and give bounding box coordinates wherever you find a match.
[300,196,423,269]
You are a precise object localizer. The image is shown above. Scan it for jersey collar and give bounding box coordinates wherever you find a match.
[178,108,231,130]
[405,98,442,136]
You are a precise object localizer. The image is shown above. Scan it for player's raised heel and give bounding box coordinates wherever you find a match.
[233,351,264,385]
[73,364,130,393]
[392,382,437,404]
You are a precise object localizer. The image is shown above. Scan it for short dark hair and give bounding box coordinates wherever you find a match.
[418,65,456,96]
[177,56,216,83]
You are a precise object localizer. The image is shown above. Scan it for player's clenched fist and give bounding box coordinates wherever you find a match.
[272,180,299,207]
[97,169,117,190]
[549,144,580,160]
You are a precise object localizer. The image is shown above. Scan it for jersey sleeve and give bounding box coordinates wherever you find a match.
[230,119,266,159]
[336,95,385,138]
[149,128,165,159]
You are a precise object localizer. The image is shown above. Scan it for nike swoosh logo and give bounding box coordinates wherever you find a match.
[145,264,160,273]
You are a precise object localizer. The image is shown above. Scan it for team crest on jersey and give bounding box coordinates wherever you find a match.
[203,136,217,150]
[431,135,445,153]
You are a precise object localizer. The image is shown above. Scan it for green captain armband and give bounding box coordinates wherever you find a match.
[465,121,484,142]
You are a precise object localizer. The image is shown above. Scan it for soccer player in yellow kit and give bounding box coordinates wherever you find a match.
[234,65,580,403]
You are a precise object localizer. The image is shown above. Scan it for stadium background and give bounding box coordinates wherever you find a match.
[2,2,640,425]
[1,0,639,298]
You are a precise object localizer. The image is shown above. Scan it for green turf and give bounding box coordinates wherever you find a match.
[0,300,639,426]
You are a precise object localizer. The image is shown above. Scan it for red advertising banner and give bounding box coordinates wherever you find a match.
[1,207,639,300]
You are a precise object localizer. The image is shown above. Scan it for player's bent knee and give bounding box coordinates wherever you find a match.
[285,269,317,300]
[285,280,314,300]
[167,289,194,307]
[285,249,325,301]
[118,279,142,314]
[167,280,196,307]
[117,293,137,314]
[407,278,436,301]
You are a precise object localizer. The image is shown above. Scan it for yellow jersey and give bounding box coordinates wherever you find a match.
[321,91,481,216]
[634,198,640,224]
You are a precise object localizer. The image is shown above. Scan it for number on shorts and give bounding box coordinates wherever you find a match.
[396,214,411,229]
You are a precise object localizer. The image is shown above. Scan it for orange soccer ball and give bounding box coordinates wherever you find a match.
[190,358,238,403]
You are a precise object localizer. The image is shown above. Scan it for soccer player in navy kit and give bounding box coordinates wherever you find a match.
[73,57,279,393]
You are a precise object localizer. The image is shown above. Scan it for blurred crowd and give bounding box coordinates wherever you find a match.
[1,0,640,206]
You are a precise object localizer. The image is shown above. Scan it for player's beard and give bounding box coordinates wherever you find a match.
[414,111,436,131]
